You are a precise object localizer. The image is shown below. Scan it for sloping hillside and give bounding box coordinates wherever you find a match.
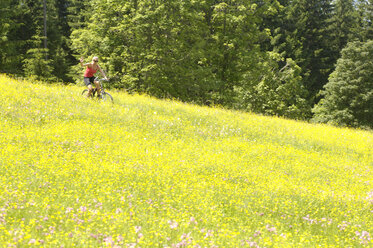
[0,74,372,247]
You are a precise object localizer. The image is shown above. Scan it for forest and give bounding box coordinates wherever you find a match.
[1,0,372,128]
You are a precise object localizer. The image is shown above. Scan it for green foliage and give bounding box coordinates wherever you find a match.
[236,53,311,119]
[0,0,11,69]
[0,0,33,74]
[327,0,360,57]
[3,0,373,127]
[357,0,373,41]
[72,0,215,101]
[271,0,335,101]
[70,0,288,109]
[1,0,75,82]
[23,35,55,82]
[312,40,373,129]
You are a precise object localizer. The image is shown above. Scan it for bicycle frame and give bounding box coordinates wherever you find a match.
[92,77,107,95]
[82,77,113,103]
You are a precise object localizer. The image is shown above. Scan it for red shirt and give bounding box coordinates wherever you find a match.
[84,66,97,77]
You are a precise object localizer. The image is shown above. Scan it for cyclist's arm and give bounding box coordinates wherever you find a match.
[79,58,91,67]
[80,62,91,67]
[98,65,108,80]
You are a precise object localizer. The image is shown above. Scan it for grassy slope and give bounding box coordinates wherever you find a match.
[0,74,372,247]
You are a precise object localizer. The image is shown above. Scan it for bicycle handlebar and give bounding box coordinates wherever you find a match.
[94,77,109,82]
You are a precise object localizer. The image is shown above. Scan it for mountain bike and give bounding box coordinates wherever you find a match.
[82,78,113,103]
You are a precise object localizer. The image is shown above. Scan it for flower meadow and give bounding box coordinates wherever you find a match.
[0,74,372,247]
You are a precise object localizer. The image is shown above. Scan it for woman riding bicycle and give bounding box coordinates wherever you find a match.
[80,56,108,97]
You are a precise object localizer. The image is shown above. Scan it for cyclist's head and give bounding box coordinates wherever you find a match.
[92,56,99,63]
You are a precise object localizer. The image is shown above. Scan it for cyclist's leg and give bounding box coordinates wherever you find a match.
[84,77,94,97]
[94,80,101,96]
[87,84,94,97]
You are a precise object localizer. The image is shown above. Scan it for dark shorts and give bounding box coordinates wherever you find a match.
[84,77,95,86]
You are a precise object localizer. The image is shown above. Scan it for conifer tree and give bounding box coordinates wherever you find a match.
[0,0,35,74]
[357,0,373,40]
[272,0,334,103]
[0,0,11,71]
[0,0,75,81]
[313,40,373,128]
[23,34,55,81]
[327,0,360,54]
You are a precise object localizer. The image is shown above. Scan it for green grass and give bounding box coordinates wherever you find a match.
[0,74,372,247]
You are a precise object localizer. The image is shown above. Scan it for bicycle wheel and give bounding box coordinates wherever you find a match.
[102,92,113,103]
[81,89,89,98]
[82,89,97,98]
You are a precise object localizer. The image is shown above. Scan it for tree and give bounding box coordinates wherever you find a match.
[0,0,76,82]
[70,0,213,100]
[312,40,373,129]
[70,0,281,106]
[0,0,35,74]
[357,0,373,41]
[204,0,279,106]
[0,0,12,71]
[23,34,55,81]
[271,0,334,103]
[327,0,360,57]
[235,52,311,119]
